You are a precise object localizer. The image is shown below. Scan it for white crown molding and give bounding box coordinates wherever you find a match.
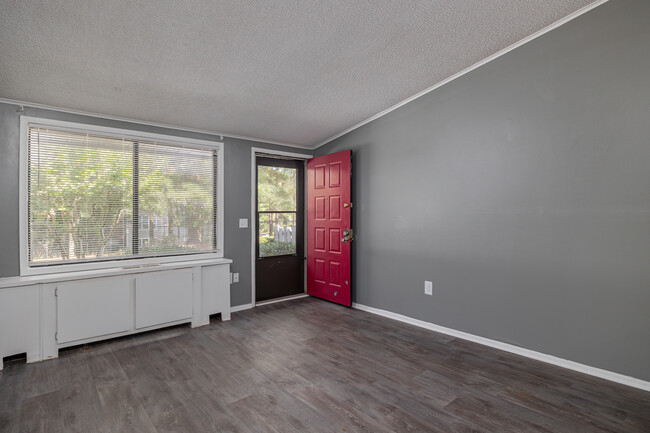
[352,302,650,393]
[312,0,610,150]
[0,97,309,150]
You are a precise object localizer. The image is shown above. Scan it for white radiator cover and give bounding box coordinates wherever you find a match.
[0,259,231,369]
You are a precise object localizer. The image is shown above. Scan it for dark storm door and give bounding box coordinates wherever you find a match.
[307,150,352,307]
[255,156,305,302]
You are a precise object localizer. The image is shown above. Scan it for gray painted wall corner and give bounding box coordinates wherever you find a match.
[315,0,650,381]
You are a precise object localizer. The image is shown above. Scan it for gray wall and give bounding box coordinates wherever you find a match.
[316,0,650,381]
[223,136,311,306]
[0,103,311,307]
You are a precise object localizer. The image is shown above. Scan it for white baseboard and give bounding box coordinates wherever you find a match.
[230,303,253,313]
[352,303,650,393]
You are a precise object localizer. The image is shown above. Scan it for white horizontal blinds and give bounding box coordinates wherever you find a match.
[28,128,134,265]
[27,125,219,267]
[137,142,214,256]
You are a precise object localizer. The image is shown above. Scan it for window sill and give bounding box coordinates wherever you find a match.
[0,257,233,289]
[20,252,227,277]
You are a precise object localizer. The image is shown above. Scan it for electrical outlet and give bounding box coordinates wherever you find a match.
[424,280,433,295]
[233,273,239,283]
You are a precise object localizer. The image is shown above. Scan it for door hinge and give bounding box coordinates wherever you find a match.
[55,332,58,341]
[54,287,58,297]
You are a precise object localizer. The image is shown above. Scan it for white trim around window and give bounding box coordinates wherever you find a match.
[19,116,225,276]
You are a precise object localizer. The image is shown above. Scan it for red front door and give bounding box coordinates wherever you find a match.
[307,150,352,306]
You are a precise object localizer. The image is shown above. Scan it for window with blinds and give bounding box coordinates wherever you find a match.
[27,124,220,267]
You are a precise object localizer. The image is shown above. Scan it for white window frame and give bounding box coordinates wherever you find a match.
[19,116,224,276]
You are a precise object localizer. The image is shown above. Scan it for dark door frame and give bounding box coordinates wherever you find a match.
[249,148,313,308]
[255,156,304,302]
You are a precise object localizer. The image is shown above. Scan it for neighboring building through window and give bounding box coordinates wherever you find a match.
[21,117,223,273]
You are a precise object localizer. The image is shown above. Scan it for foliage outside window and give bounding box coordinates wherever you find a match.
[257,165,297,257]
[27,125,219,267]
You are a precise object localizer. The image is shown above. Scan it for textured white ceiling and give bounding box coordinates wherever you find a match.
[0,0,598,148]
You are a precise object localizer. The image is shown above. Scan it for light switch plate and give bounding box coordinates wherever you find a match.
[424,281,433,296]
[239,218,248,228]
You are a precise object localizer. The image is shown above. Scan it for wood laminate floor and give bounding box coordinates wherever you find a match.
[1,297,649,432]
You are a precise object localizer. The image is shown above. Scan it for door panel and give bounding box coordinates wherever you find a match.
[135,269,193,329]
[57,276,132,343]
[307,150,351,306]
[202,265,230,316]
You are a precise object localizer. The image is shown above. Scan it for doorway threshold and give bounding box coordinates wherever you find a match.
[255,293,309,307]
